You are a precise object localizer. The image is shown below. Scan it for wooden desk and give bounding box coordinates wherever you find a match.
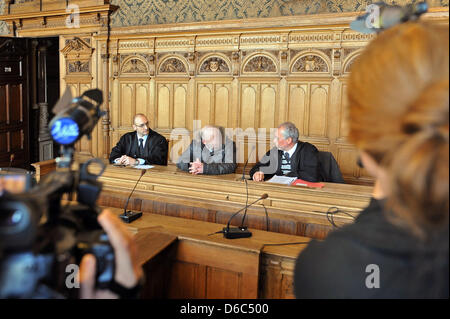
[96,165,372,239]
[31,160,373,239]
[131,227,177,267]
[105,206,310,299]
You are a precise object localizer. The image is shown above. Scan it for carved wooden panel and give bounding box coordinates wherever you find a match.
[214,84,231,128]
[309,84,329,137]
[197,84,212,126]
[155,81,189,130]
[240,84,257,130]
[57,14,450,183]
[195,81,232,128]
[287,83,308,136]
[174,85,187,128]
[198,55,231,74]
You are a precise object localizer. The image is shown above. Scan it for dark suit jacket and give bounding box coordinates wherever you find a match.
[318,151,345,183]
[109,130,168,166]
[249,141,321,182]
[176,139,237,175]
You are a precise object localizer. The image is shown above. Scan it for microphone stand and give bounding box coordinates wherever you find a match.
[240,145,255,228]
[120,169,146,223]
[221,194,268,239]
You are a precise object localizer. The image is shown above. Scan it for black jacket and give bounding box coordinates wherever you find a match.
[176,139,237,175]
[294,198,449,298]
[249,141,321,182]
[317,151,345,183]
[109,130,168,166]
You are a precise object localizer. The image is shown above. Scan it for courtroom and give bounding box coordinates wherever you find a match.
[0,0,448,302]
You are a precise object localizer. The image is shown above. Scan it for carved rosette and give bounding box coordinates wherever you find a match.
[292,55,328,73]
[159,57,187,74]
[243,55,277,73]
[199,57,230,73]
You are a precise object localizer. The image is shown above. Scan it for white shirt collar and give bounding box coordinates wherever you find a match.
[285,142,298,157]
[137,133,148,146]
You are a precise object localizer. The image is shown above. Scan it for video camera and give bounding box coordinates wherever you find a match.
[0,88,113,298]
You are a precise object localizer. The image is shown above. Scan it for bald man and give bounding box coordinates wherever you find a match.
[109,114,168,166]
[176,125,237,175]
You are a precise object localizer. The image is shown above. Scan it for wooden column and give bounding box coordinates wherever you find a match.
[101,53,111,159]
[37,40,53,161]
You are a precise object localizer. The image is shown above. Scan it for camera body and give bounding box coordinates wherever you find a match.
[0,89,114,298]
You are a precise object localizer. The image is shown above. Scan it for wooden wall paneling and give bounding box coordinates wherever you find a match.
[48,11,448,183]
[287,82,308,136]
[308,83,329,138]
[60,36,95,157]
[259,254,296,299]
[214,84,230,128]
[240,83,257,130]
[170,239,259,298]
[197,83,213,125]
[173,84,187,128]
[167,260,207,298]
[260,83,278,130]
[157,83,170,129]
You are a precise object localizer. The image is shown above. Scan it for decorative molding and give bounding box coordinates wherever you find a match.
[121,58,148,74]
[289,33,334,43]
[119,39,153,50]
[199,56,230,73]
[61,37,93,56]
[342,49,363,74]
[0,2,118,37]
[68,60,90,73]
[159,57,188,74]
[243,54,277,73]
[291,54,329,73]
[61,37,94,79]
[341,32,375,41]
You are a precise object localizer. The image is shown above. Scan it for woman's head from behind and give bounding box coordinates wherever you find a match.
[348,22,449,236]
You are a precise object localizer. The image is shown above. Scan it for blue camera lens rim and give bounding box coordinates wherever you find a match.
[50,117,80,145]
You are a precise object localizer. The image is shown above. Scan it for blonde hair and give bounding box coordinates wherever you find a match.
[348,22,449,236]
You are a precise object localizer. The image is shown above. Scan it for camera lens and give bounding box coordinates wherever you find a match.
[50,117,80,145]
[0,209,23,227]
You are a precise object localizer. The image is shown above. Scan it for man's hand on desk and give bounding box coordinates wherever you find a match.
[189,158,204,175]
[115,155,138,166]
[253,171,265,182]
[79,209,143,299]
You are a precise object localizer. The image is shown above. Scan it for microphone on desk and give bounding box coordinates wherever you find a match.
[220,193,268,239]
[120,169,146,223]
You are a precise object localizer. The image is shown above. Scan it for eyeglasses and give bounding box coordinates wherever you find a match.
[135,122,149,128]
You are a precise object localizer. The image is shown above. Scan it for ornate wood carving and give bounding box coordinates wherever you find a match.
[0,1,118,37]
[61,37,94,78]
[292,55,328,73]
[243,55,276,73]
[68,60,90,73]
[159,57,187,74]
[122,58,148,74]
[199,56,230,73]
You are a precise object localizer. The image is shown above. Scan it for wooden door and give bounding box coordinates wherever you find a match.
[0,37,30,169]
